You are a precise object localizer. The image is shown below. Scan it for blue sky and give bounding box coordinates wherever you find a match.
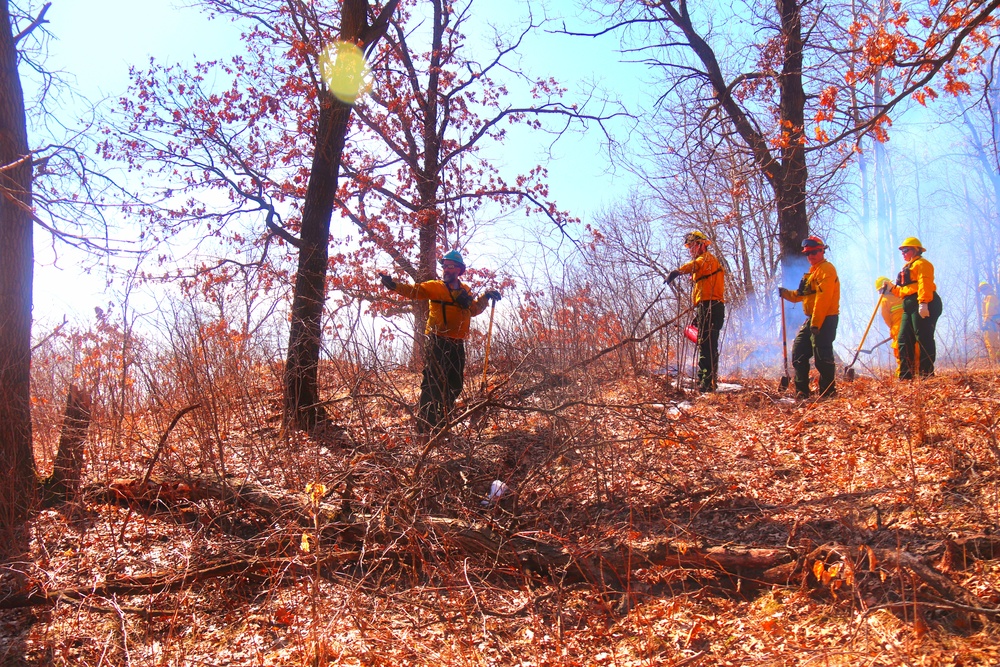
[44,0,243,96]
[21,0,993,369]
[28,0,641,324]
[31,0,246,321]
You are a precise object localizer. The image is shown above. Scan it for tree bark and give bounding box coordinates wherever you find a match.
[406,0,447,368]
[775,0,809,271]
[283,0,400,429]
[659,0,809,279]
[42,385,91,503]
[0,0,37,549]
[284,94,353,430]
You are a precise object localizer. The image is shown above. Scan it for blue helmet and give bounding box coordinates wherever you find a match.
[439,249,466,269]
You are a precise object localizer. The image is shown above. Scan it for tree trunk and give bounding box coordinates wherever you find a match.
[283,0,400,429]
[42,385,91,503]
[661,0,809,281]
[409,217,438,369]
[284,94,353,430]
[0,0,37,549]
[776,0,809,276]
[406,0,447,369]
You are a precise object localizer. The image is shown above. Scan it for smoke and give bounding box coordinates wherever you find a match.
[717,246,896,380]
[828,185,987,373]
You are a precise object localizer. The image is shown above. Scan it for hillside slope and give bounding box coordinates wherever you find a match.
[2,369,1000,665]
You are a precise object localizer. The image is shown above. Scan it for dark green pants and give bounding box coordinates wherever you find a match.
[695,300,724,391]
[419,334,465,430]
[898,292,942,379]
[791,314,838,398]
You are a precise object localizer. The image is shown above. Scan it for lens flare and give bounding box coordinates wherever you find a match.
[319,41,370,103]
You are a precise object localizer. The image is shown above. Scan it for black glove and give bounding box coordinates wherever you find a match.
[797,274,813,295]
[484,289,501,303]
[666,270,680,285]
[810,326,820,337]
[454,289,474,309]
[379,273,396,290]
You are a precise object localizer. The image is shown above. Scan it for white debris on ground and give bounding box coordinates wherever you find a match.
[481,479,511,506]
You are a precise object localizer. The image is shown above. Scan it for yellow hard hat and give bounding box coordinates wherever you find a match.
[981,281,993,292]
[898,237,925,252]
[684,230,710,245]
[875,276,890,289]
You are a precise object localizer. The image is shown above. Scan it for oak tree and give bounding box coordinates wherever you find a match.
[103,0,400,430]
[335,0,603,361]
[102,0,605,424]
[595,0,1000,275]
[0,0,38,540]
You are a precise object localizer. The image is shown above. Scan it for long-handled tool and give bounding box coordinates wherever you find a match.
[860,336,893,354]
[479,298,497,392]
[779,296,790,391]
[844,296,884,381]
[669,281,688,393]
[676,321,689,393]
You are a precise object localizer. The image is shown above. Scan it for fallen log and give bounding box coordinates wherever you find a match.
[82,476,800,583]
[0,553,360,610]
[77,476,999,622]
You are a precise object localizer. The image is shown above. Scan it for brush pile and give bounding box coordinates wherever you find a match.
[4,361,1000,665]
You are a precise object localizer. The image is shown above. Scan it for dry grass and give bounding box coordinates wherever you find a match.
[8,310,1000,665]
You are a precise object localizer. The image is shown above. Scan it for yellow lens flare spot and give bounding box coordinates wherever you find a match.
[319,41,371,103]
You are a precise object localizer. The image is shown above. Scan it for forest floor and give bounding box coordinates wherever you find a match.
[3,366,1000,666]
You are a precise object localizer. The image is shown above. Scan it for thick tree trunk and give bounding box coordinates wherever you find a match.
[776,0,809,276]
[283,0,401,430]
[407,0,447,369]
[662,0,809,280]
[0,0,37,548]
[284,95,354,430]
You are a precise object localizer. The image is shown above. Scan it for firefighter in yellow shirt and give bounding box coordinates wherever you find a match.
[666,230,725,392]
[882,237,942,379]
[778,236,840,399]
[875,276,904,375]
[380,250,500,431]
[981,281,1000,363]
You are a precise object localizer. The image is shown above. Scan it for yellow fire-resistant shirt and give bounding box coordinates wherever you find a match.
[677,251,725,305]
[892,256,936,303]
[880,291,904,348]
[984,293,1000,333]
[391,280,490,339]
[783,260,840,330]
